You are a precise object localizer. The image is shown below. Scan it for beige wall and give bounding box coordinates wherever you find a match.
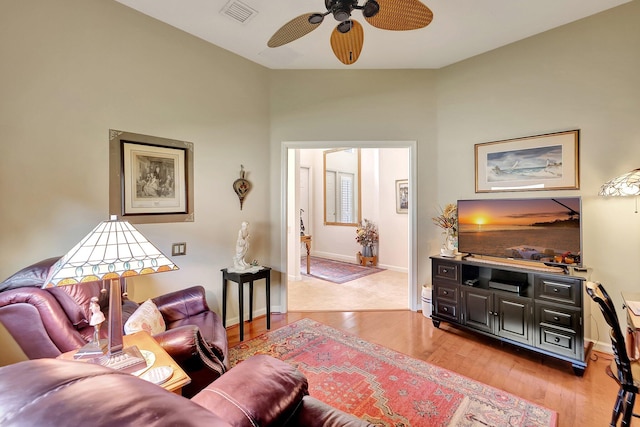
[1,0,638,359]
[435,1,640,351]
[0,0,273,331]
[269,69,439,304]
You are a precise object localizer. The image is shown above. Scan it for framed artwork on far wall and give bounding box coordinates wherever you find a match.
[396,179,408,214]
[475,129,580,193]
[109,130,194,224]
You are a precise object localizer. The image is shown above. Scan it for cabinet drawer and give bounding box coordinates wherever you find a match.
[535,276,582,306]
[433,261,460,283]
[538,326,579,358]
[435,300,459,322]
[436,283,459,302]
[537,304,580,331]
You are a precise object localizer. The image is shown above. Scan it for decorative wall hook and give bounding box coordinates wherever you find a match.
[232,165,252,210]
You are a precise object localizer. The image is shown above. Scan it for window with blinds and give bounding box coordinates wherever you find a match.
[339,174,354,223]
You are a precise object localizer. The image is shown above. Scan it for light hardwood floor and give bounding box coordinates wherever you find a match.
[227,311,626,427]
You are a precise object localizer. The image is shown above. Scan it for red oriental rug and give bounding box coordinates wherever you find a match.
[301,256,384,284]
[230,319,558,427]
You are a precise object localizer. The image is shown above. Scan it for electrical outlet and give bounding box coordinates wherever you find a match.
[172,242,187,256]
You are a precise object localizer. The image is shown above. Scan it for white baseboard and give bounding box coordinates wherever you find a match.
[589,339,613,355]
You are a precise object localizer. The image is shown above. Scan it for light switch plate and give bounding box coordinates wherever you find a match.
[172,242,186,256]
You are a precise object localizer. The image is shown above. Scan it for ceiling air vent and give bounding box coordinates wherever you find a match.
[220,0,258,24]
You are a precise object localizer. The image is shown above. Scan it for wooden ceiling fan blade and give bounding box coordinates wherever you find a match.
[365,0,433,31]
[330,20,364,65]
[268,13,323,47]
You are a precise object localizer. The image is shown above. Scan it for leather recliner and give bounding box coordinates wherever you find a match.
[0,257,228,397]
[0,355,372,427]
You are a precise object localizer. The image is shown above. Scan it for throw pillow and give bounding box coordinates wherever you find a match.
[124,299,166,336]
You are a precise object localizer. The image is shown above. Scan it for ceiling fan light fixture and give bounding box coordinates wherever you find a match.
[333,7,351,22]
[337,20,353,33]
[362,0,379,18]
[308,13,325,24]
[269,0,434,64]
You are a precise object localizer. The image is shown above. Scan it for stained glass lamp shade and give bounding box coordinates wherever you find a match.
[599,168,640,213]
[43,216,178,371]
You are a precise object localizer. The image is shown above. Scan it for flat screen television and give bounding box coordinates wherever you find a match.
[457,197,582,267]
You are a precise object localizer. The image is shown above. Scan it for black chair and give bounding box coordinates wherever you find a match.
[586,282,640,426]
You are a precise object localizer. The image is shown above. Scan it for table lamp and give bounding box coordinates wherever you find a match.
[599,168,640,213]
[43,215,179,372]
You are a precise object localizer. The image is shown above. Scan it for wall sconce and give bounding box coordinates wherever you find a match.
[599,168,640,213]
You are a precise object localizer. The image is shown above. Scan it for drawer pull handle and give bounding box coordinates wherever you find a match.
[443,291,448,295]
[442,269,448,273]
[553,288,559,293]
[443,307,448,312]
[553,316,560,321]
[554,337,560,343]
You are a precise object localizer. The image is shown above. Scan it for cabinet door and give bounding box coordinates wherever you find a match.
[496,294,533,345]
[463,288,493,333]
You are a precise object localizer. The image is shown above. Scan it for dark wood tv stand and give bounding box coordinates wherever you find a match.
[430,255,591,376]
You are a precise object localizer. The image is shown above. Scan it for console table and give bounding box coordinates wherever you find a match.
[301,235,312,274]
[430,255,591,375]
[221,267,271,341]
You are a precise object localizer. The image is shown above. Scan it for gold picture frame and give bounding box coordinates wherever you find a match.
[109,130,194,223]
[475,130,579,193]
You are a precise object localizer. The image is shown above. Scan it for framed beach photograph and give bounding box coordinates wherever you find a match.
[396,179,408,213]
[475,130,579,193]
[109,130,194,223]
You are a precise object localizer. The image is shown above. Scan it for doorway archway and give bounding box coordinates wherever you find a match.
[280,141,418,313]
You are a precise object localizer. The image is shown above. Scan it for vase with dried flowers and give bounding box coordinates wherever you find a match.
[355,219,379,257]
[432,204,457,257]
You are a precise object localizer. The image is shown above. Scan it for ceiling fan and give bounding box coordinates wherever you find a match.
[267,0,433,65]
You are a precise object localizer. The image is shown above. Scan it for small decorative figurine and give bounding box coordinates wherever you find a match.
[89,296,105,346]
[300,209,306,236]
[232,165,252,210]
[73,297,107,359]
[229,221,261,273]
[233,221,251,271]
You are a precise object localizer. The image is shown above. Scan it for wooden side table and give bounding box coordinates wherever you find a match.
[57,331,191,395]
[622,292,640,359]
[221,267,271,341]
[300,235,312,274]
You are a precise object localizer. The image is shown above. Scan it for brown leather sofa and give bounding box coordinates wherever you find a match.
[0,257,228,397]
[0,355,371,427]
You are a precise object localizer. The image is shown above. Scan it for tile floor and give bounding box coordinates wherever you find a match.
[287,269,408,311]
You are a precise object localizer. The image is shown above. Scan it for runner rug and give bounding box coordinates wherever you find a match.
[230,318,557,427]
[301,256,384,284]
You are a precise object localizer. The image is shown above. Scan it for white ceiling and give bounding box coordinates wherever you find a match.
[114,0,630,70]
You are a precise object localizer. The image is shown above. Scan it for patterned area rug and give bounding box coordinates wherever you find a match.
[230,319,558,427]
[301,256,384,284]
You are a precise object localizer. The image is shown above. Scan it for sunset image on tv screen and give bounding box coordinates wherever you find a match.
[457,197,581,264]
